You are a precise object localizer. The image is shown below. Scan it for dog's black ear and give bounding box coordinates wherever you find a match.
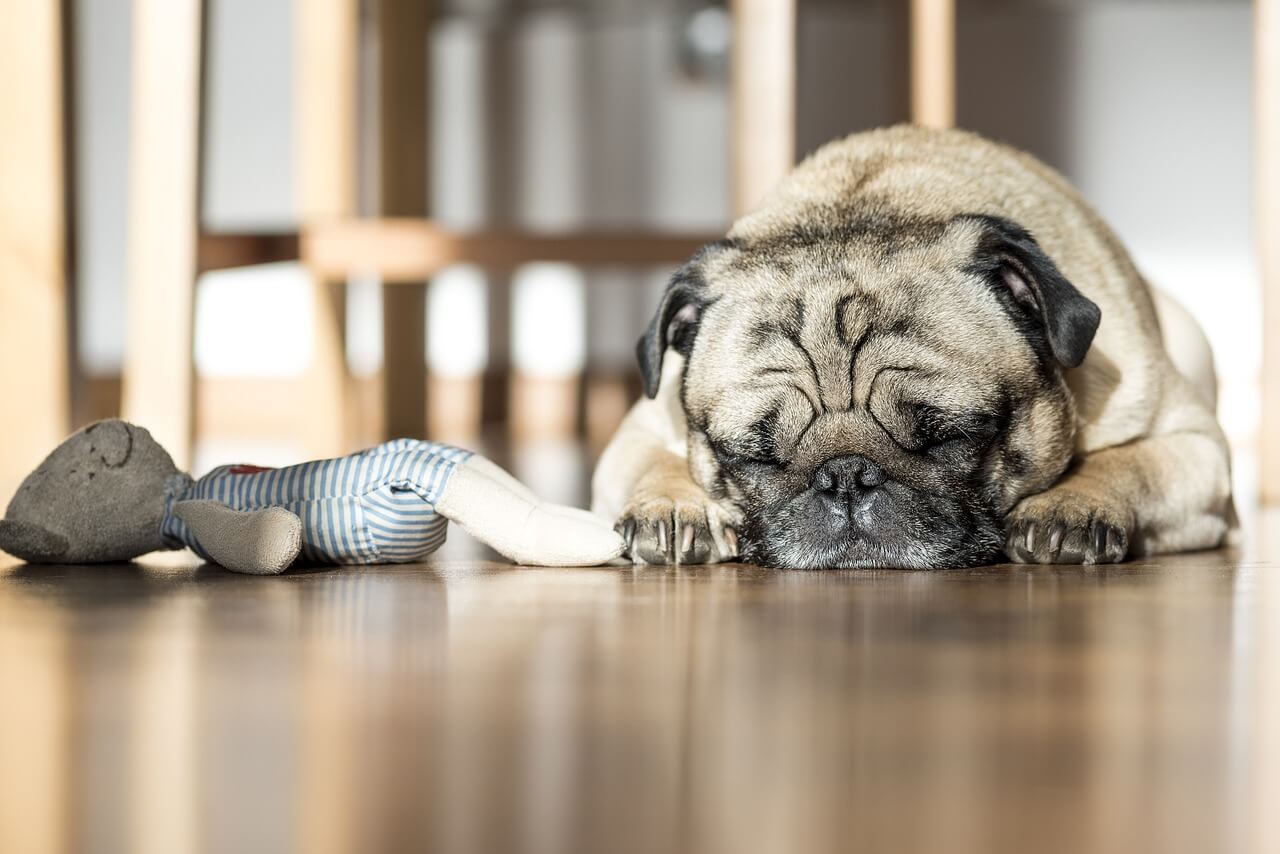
[963,215,1101,369]
[636,241,729,398]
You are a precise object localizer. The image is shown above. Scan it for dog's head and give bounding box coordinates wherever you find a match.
[637,212,1099,568]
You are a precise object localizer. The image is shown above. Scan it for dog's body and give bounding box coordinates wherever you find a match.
[592,125,1232,568]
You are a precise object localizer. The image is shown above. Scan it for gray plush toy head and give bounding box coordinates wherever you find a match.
[0,420,184,563]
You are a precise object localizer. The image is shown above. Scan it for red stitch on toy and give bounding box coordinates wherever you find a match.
[228,464,274,475]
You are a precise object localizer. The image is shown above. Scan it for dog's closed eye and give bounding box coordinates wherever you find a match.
[707,436,784,470]
[912,405,1000,453]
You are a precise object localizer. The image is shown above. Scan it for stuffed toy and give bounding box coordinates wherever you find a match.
[0,420,624,574]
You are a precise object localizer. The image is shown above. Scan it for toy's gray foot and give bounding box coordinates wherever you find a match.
[171,500,302,575]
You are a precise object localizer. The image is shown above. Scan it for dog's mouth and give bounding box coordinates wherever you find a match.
[734,484,1005,569]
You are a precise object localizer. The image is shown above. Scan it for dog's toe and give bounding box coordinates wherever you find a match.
[1005,490,1132,565]
[615,497,737,565]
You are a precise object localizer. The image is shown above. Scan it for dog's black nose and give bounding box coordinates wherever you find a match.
[812,455,885,501]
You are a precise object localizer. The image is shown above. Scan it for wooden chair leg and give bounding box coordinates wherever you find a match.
[378,0,430,440]
[121,0,204,468]
[297,0,358,458]
[0,0,72,504]
[730,0,796,217]
[910,0,956,129]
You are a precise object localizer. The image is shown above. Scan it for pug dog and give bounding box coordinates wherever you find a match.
[592,125,1232,568]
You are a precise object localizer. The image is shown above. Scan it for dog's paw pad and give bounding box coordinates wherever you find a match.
[616,497,738,565]
[1005,492,1133,565]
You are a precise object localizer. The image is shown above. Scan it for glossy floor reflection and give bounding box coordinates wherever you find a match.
[2,527,1280,854]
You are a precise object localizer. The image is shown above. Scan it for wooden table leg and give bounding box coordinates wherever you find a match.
[121,0,204,467]
[0,3,74,827]
[910,0,956,130]
[730,0,796,217]
[378,0,430,440]
[297,0,358,458]
[0,0,71,501]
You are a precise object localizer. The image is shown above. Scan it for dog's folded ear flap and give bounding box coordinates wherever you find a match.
[636,241,729,398]
[636,282,701,398]
[0,519,69,563]
[963,215,1101,369]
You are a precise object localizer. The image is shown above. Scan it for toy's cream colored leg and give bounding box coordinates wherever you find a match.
[170,500,302,575]
[464,456,611,528]
[437,460,624,567]
[461,455,538,502]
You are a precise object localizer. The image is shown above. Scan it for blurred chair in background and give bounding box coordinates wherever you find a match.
[121,0,736,472]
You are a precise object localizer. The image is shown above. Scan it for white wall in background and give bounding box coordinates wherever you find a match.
[429,266,489,377]
[514,11,586,230]
[513,263,586,378]
[339,276,380,379]
[194,264,313,377]
[202,0,295,230]
[431,16,491,230]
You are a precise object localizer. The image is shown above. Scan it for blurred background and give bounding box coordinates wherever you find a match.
[0,0,1273,536]
[3,6,1280,852]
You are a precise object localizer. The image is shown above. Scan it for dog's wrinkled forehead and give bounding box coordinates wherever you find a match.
[685,220,1037,425]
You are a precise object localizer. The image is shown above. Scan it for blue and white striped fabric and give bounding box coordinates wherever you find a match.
[160,439,473,566]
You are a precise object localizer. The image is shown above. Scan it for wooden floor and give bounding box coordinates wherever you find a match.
[2,517,1280,854]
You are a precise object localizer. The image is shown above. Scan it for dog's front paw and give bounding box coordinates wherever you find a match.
[1005,489,1135,565]
[616,491,740,565]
